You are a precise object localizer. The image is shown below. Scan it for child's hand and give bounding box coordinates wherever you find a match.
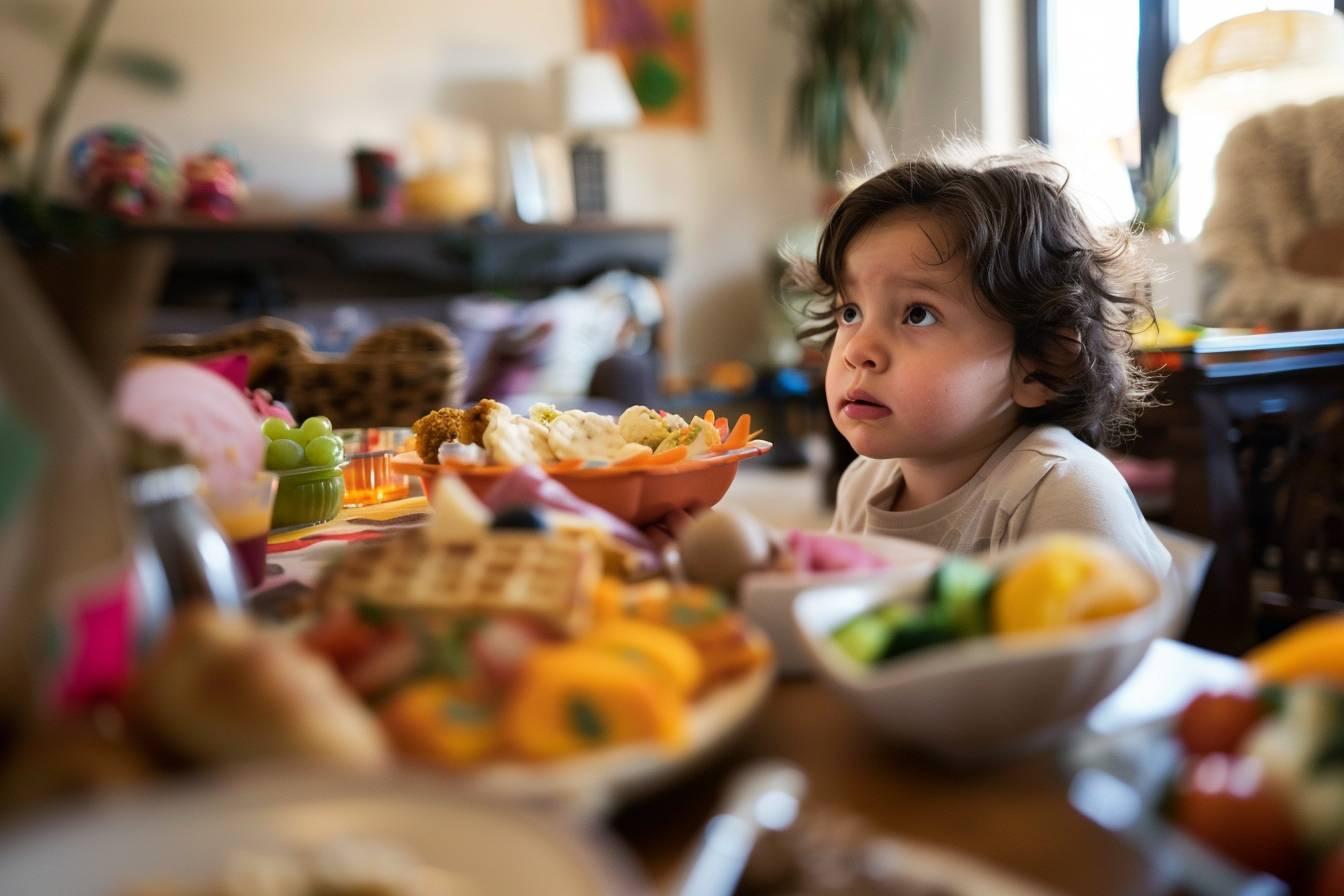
[641,502,704,549]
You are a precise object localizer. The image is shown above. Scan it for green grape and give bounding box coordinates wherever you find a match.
[260,417,290,440]
[284,426,311,445]
[265,438,305,470]
[299,416,333,442]
[304,434,343,466]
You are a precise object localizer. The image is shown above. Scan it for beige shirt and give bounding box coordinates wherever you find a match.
[832,425,1171,580]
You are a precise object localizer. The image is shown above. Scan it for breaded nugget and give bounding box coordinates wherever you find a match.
[411,399,508,463]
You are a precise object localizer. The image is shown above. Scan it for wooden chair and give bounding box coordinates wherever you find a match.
[138,317,468,428]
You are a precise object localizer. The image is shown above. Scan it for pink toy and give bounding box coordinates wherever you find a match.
[181,145,248,220]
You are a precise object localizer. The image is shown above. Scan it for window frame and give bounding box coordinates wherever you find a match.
[1027,0,1344,177]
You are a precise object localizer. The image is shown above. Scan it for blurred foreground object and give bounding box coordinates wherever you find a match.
[130,607,390,769]
[0,239,137,728]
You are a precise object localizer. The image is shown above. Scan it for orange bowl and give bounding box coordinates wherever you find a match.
[390,441,773,526]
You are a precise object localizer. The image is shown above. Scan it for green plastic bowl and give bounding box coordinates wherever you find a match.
[271,464,345,529]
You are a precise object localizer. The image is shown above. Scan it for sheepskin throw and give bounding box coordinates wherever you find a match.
[1201,95,1344,329]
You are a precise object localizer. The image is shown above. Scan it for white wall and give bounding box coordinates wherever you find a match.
[1,0,1012,372]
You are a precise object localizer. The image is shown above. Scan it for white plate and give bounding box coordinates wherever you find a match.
[0,767,649,895]
[462,656,775,816]
[739,532,944,674]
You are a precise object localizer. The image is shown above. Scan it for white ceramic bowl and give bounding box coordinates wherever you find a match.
[738,533,943,674]
[792,544,1171,764]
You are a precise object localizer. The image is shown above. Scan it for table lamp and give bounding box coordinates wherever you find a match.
[556,51,642,218]
[1163,9,1344,118]
[1162,9,1344,237]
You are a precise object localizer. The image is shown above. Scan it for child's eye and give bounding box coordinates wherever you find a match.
[904,304,938,327]
[835,304,862,326]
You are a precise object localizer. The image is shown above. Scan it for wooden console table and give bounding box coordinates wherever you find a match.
[129,215,674,312]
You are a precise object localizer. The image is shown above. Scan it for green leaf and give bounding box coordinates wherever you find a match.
[776,0,921,179]
[93,46,182,92]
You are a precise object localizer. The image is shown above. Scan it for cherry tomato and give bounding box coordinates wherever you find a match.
[1313,846,1344,896]
[1175,691,1264,756]
[1173,753,1301,881]
[303,606,376,667]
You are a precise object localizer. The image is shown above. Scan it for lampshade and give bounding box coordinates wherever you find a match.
[556,51,642,132]
[1163,10,1344,117]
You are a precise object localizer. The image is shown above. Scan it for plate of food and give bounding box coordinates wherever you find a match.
[295,507,776,815]
[0,766,648,895]
[392,400,771,526]
[1067,614,1344,895]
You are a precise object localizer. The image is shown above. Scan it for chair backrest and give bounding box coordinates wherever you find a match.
[1149,522,1215,641]
[140,317,469,428]
[138,316,314,394]
[348,319,462,358]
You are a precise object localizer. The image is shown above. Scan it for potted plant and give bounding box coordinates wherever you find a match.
[0,0,182,387]
[778,0,921,184]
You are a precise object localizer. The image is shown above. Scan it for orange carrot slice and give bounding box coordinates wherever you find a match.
[722,414,752,451]
[643,446,688,466]
[612,450,654,469]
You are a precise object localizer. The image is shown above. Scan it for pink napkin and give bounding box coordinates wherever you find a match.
[194,352,250,391]
[786,530,891,573]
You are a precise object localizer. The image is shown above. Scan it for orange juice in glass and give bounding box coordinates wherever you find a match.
[203,471,278,588]
[342,449,409,507]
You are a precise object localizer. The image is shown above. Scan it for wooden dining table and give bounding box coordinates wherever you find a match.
[611,639,1252,896]
[256,498,1254,896]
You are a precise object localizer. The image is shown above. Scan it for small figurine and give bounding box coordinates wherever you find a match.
[67,125,176,219]
[181,144,248,220]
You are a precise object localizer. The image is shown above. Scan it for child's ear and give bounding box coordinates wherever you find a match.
[1011,359,1054,408]
[1012,328,1082,409]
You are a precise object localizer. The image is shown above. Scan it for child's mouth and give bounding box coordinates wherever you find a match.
[841,392,892,420]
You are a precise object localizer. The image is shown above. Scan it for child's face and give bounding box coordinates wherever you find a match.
[825,212,1025,461]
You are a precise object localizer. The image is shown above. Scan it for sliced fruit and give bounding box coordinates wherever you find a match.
[583,618,704,697]
[1246,613,1344,687]
[380,680,498,768]
[501,645,684,759]
[991,535,1152,635]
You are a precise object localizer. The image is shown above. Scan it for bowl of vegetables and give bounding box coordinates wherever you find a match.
[792,534,1167,763]
[260,415,347,529]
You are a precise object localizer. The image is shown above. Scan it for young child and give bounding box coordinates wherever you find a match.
[790,148,1171,579]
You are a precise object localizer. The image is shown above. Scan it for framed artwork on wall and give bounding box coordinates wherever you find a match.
[582,0,703,128]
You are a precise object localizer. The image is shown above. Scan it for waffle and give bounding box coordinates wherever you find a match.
[314,528,601,635]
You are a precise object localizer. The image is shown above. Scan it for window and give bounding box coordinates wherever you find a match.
[1033,0,1342,236]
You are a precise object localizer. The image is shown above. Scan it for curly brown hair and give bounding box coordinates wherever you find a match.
[785,147,1157,447]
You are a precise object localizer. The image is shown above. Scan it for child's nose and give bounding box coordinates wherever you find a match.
[844,327,887,371]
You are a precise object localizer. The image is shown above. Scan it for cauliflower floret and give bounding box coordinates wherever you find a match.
[529,402,561,426]
[619,405,685,449]
[655,416,721,457]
